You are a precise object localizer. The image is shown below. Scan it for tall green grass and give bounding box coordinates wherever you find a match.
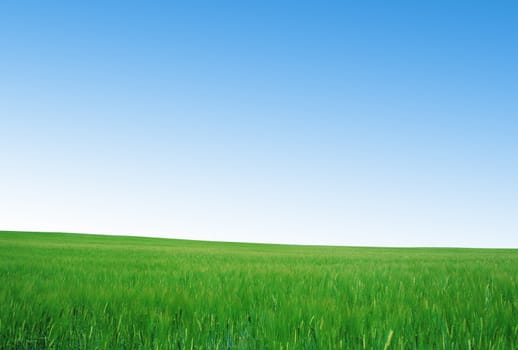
[0,231,516,349]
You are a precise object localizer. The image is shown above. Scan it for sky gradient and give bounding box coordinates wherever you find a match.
[1,1,517,247]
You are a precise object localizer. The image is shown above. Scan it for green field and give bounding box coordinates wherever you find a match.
[0,231,516,349]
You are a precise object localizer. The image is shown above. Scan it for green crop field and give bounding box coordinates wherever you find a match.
[0,231,516,349]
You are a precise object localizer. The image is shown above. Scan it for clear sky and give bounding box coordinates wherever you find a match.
[1,1,517,247]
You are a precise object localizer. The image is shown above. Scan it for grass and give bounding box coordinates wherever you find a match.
[0,230,516,349]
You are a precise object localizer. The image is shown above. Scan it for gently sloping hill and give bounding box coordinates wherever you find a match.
[0,231,517,349]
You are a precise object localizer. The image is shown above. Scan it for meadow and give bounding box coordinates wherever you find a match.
[0,231,516,349]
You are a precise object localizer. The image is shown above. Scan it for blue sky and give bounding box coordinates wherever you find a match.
[1,1,517,247]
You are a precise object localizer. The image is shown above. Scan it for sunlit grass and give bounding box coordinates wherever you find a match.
[0,231,516,349]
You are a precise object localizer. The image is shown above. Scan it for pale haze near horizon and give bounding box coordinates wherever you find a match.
[1,2,517,248]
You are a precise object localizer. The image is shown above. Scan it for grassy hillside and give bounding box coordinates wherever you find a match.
[0,231,516,349]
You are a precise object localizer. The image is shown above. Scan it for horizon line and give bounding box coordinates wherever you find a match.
[1,229,516,250]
